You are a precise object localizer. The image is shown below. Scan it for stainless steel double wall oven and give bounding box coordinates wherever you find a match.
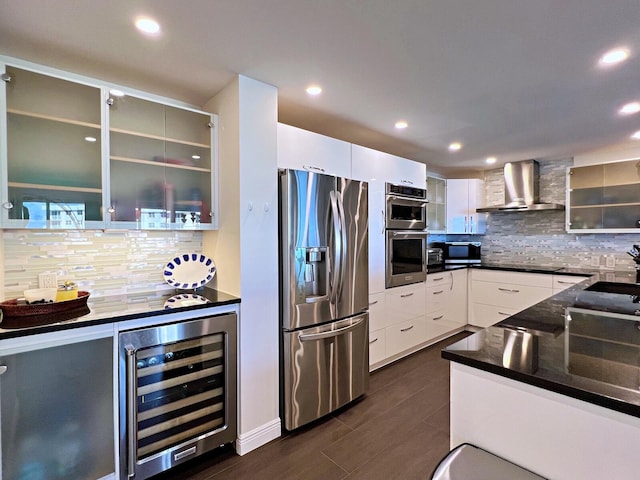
[385,183,428,288]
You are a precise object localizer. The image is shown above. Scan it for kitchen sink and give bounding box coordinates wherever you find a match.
[585,281,640,296]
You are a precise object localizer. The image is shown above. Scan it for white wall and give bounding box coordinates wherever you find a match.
[204,75,280,455]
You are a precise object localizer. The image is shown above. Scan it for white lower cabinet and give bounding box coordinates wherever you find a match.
[469,269,553,328]
[471,303,519,328]
[552,274,589,293]
[369,328,386,365]
[385,319,429,358]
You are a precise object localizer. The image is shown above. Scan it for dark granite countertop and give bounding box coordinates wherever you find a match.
[443,268,640,418]
[0,287,240,339]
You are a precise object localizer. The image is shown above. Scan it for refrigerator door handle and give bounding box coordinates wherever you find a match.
[329,191,342,304]
[336,193,348,298]
[299,317,365,342]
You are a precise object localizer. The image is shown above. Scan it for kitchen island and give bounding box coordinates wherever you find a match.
[442,270,640,480]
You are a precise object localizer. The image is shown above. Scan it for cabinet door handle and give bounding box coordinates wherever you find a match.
[432,315,444,321]
[400,292,414,298]
[303,165,326,173]
[381,210,385,235]
[125,345,138,478]
[369,300,378,306]
[498,311,511,316]
[432,290,444,295]
[556,280,574,284]
[400,325,414,332]
[432,277,444,282]
[369,338,379,345]
[0,365,7,375]
[498,287,520,293]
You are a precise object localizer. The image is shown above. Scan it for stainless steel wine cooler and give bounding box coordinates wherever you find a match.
[118,312,237,479]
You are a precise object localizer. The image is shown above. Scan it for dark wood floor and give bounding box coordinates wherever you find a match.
[152,332,470,480]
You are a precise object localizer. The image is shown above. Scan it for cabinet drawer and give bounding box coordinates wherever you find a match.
[385,319,427,358]
[471,281,551,310]
[471,303,518,328]
[369,328,386,366]
[385,283,426,322]
[426,271,452,287]
[472,269,552,288]
[426,284,451,313]
[424,309,458,341]
[368,292,386,331]
[552,275,589,292]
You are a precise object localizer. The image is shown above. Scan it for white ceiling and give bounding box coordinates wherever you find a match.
[2,0,640,174]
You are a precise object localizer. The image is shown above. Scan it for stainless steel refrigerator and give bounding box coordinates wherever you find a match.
[279,168,369,430]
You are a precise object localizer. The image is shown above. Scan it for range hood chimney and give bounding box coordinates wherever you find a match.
[476,159,565,213]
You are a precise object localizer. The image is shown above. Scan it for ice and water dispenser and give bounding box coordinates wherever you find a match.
[296,247,328,302]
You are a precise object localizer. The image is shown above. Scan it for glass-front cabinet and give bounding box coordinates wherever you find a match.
[107,93,215,229]
[567,159,640,232]
[1,65,104,228]
[0,57,218,230]
[426,175,446,233]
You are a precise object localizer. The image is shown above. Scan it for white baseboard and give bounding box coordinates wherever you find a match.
[235,418,281,456]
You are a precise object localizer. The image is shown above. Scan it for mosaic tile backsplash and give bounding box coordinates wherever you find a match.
[3,230,203,300]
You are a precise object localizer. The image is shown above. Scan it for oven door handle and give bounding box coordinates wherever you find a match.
[125,344,138,478]
[299,317,365,341]
[391,230,428,237]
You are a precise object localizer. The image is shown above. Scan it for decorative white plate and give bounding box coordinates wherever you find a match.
[164,293,209,309]
[163,253,216,289]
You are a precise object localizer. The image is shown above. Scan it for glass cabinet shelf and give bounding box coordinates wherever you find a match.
[7,108,101,130]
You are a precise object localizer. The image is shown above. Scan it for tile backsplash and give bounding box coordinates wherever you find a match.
[3,230,203,300]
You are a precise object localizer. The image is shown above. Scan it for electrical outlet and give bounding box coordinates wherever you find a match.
[38,272,57,288]
[605,256,615,268]
[590,256,600,267]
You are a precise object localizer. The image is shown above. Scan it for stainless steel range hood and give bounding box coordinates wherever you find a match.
[476,159,565,213]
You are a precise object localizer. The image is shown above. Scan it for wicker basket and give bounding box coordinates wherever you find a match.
[0,291,90,318]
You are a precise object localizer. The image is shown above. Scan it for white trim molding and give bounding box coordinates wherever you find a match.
[235,418,281,456]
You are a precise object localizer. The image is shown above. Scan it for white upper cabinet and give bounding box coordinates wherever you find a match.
[277,123,351,178]
[446,178,486,234]
[351,144,426,188]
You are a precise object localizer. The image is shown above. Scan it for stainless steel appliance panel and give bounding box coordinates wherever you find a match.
[280,169,368,330]
[335,177,369,319]
[280,170,337,330]
[119,313,237,480]
[385,183,428,230]
[282,313,369,430]
[386,230,428,288]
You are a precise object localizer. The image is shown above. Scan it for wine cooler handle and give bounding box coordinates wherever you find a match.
[125,344,138,478]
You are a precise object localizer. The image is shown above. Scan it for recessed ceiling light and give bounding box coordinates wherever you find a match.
[631,130,640,140]
[486,157,497,164]
[598,48,630,67]
[109,89,125,97]
[395,120,408,129]
[619,102,640,115]
[135,17,161,35]
[448,142,462,152]
[84,136,97,143]
[306,85,322,96]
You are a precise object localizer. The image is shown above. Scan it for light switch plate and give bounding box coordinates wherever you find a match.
[38,272,57,288]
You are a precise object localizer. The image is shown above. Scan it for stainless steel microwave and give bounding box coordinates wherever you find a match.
[439,241,482,264]
[385,183,427,230]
